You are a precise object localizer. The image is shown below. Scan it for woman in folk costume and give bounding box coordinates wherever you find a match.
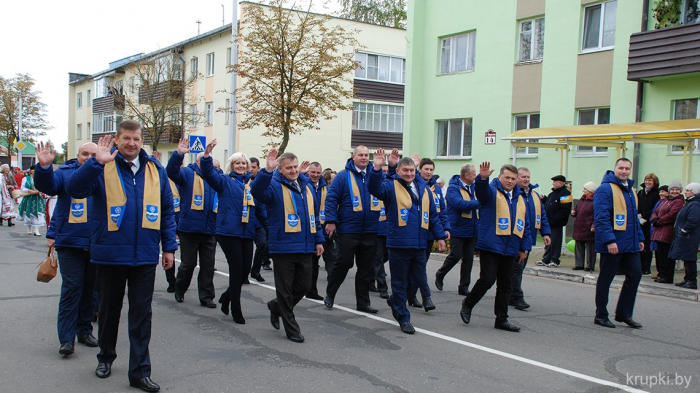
[199,139,261,324]
[1,164,17,226]
[17,165,46,235]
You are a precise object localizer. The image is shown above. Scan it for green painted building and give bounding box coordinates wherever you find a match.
[405,0,700,191]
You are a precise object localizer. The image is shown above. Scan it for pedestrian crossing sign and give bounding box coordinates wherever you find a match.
[189,135,206,153]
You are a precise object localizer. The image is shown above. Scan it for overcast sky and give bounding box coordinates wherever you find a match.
[1,0,339,150]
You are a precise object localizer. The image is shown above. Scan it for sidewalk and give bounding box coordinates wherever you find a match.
[429,245,700,302]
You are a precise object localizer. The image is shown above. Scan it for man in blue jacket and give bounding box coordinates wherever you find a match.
[167,141,218,308]
[66,120,177,392]
[459,162,531,333]
[368,149,446,334]
[436,163,479,296]
[593,158,645,329]
[35,141,98,356]
[304,161,328,300]
[323,145,381,313]
[251,149,324,343]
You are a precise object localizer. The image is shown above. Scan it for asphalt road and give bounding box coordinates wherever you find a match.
[1,225,698,393]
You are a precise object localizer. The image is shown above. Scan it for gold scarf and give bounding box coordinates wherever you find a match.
[191,173,204,211]
[282,183,316,234]
[319,186,327,224]
[531,191,541,229]
[69,198,88,224]
[459,187,473,219]
[611,184,639,231]
[393,180,429,229]
[169,179,180,213]
[348,171,381,212]
[105,160,161,231]
[429,185,441,213]
[240,179,255,223]
[495,191,526,238]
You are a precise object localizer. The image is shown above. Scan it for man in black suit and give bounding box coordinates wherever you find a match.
[537,175,572,268]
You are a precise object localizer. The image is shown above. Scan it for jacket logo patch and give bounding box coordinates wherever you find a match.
[423,211,429,224]
[146,205,159,222]
[498,218,509,230]
[536,214,541,226]
[111,206,122,223]
[246,189,252,201]
[400,208,408,222]
[173,198,180,209]
[615,214,625,226]
[516,218,524,232]
[193,195,203,206]
[380,208,386,217]
[242,206,248,218]
[288,214,299,227]
[352,196,360,208]
[71,203,84,218]
[372,196,379,207]
[310,215,315,227]
[320,211,325,221]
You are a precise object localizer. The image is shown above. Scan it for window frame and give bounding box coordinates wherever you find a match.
[87,90,91,106]
[76,123,82,140]
[518,17,545,63]
[435,118,473,158]
[581,0,617,52]
[670,98,700,155]
[225,98,230,125]
[205,102,213,125]
[513,113,540,157]
[439,31,477,75]
[206,53,215,77]
[351,102,404,133]
[575,108,610,156]
[354,52,406,84]
[77,92,82,108]
[191,57,199,76]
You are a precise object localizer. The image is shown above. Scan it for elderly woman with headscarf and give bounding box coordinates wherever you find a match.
[650,182,685,284]
[669,183,700,289]
[571,181,597,271]
[637,173,660,276]
[0,164,17,226]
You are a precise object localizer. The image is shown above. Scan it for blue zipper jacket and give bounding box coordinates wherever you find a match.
[251,168,325,254]
[324,158,379,234]
[166,152,217,235]
[367,169,446,249]
[445,174,479,238]
[301,173,330,240]
[425,175,451,241]
[593,171,645,254]
[65,150,178,265]
[474,175,532,257]
[34,159,92,249]
[522,183,552,245]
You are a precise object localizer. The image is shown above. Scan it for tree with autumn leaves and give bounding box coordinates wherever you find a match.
[231,0,361,154]
[0,74,50,158]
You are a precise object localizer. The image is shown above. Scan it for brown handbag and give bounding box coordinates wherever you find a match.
[37,246,58,283]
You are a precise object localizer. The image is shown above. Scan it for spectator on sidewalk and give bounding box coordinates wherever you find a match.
[637,173,660,276]
[571,181,597,272]
[669,183,700,290]
[650,182,684,284]
[537,175,572,267]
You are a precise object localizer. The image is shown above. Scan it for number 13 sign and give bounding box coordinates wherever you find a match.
[484,129,496,145]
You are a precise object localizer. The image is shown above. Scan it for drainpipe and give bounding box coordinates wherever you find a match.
[632,0,650,180]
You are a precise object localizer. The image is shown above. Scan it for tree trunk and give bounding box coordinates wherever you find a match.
[278,128,290,155]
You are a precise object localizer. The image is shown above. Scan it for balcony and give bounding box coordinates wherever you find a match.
[627,22,700,81]
[92,94,125,112]
[142,125,183,145]
[138,80,184,103]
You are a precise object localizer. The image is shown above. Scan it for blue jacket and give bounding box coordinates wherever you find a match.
[426,175,450,241]
[522,183,552,245]
[65,150,178,266]
[324,158,379,234]
[251,168,325,254]
[368,169,446,249]
[474,175,532,257]
[200,156,260,239]
[166,152,217,235]
[301,173,331,240]
[593,171,645,254]
[445,175,479,238]
[34,159,92,249]
[251,174,269,230]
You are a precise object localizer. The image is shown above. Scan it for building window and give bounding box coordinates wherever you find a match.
[671,98,700,154]
[225,99,230,125]
[519,18,545,62]
[205,102,213,125]
[354,52,405,84]
[206,53,215,76]
[77,93,82,108]
[683,0,700,24]
[352,102,404,132]
[436,119,472,157]
[576,108,610,155]
[440,31,476,74]
[76,124,82,140]
[189,105,197,127]
[582,0,617,51]
[87,90,91,106]
[92,112,123,134]
[87,122,91,139]
[514,114,540,157]
[191,57,199,76]
[94,77,113,99]
[227,48,232,67]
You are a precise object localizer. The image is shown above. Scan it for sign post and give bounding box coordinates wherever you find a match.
[189,135,206,153]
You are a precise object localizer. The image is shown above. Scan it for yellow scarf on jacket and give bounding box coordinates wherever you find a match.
[611,184,639,231]
[319,186,328,224]
[191,173,204,211]
[169,180,180,213]
[394,180,429,229]
[240,179,255,223]
[531,191,541,229]
[495,191,526,238]
[348,171,381,212]
[282,183,316,234]
[69,198,88,224]
[429,185,441,213]
[459,187,473,219]
[105,159,160,231]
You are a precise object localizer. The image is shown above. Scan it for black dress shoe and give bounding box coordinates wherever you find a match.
[305,293,324,300]
[262,264,273,271]
[379,291,389,299]
[594,317,616,328]
[572,266,584,271]
[459,299,472,325]
[679,281,698,289]
[174,292,184,303]
[323,296,334,309]
[510,299,530,310]
[166,283,176,293]
[458,288,470,296]
[615,316,642,329]
[242,277,250,285]
[267,302,280,330]
[288,333,305,343]
[232,310,246,325]
[129,377,160,392]
[407,296,422,308]
[218,292,230,316]
[675,280,688,287]
[422,297,435,311]
[251,273,265,282]
[583,267,591,272]
[95,362,111,378]
[495,320,521,332]
[356,305,378,314]
[78,334,98,347]
[400,322,415,334]
[387,297,399,321]
[434,275,444,291]
[200,300,216,308]
[654,278,673,284]
[59,341,74,355]
[369,285,379,293]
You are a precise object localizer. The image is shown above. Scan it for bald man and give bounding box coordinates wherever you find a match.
[35,141,99,356]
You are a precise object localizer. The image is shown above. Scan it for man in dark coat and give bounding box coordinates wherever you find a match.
[537,175,572,267]
[669,183,700,290]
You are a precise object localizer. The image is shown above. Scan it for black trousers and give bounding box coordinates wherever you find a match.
[326,233,377,307]
[322,237,338,276]
[511,253,528,301]
[464,250,514,324]
[308,253,321,297]
[595,252,642,319]
[640,224,653,273]
[175,232,217,302]
[56,247,96,344]
[387,248,425,324]
[96,264,156,381]
[542,227,564,264]
[654,241,674,281]
[374,235,389,292]
[217,236,254,312]
[251,226,269,275]
[574,240,597,270]
[268,253,313,337]
[436,236,475,292]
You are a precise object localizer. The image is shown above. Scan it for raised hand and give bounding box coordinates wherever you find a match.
[36,141,56,168]
[266,149,279,171]
[373,148,386,168]
[388,149,400,167]
[411,152,420,167]
[176,138,190,155]
[95,135,117,165]
[479,161,494,178]
[299,160,310,174]
[203,139,217,157]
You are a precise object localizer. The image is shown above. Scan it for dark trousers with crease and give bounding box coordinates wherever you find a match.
[407,241,434,299]
[511,254,528,302]
[595,252,642,319]
[436,236,475,292]
[96,264,156,381]
[56,247,96,344]
[326,233,376,307]
[387,248,425,324]
[542,227,564,264]
[268,253,312,337]
[175,231,217,302]
[654,242,674,281]
[251,226,269,275]
[308,253,321,297]
[218,236,253,312]
[374,236,388,292]
[463,250,514,324]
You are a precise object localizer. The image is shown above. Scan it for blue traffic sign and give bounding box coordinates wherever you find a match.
[189,135,206,153]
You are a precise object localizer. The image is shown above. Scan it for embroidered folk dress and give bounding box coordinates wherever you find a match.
[0,174,17,221]
[17,175,46,226]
